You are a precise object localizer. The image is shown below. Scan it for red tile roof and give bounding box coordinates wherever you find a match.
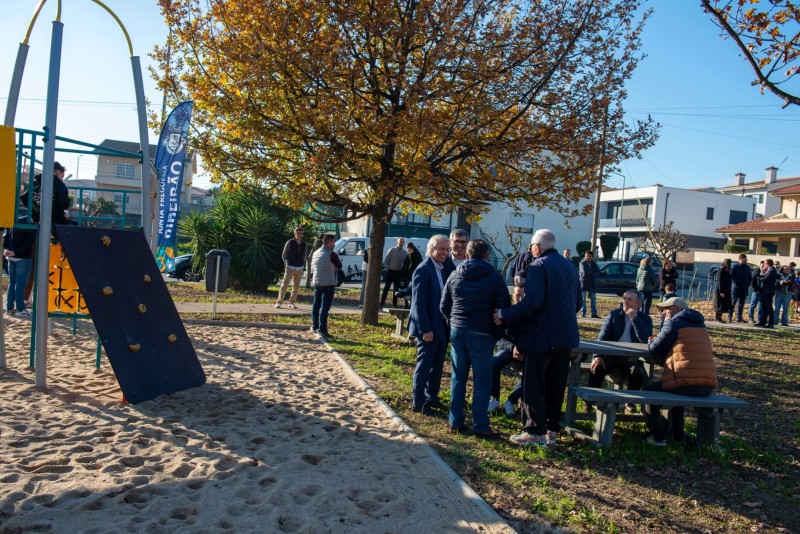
[716,218,800,233]
[770,183,800,196]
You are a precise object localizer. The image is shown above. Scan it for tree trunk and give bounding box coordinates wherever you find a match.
[361,218,388,325]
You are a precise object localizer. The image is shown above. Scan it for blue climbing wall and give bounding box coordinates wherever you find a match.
[55,226,205,403]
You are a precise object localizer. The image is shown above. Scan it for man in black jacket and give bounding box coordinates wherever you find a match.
[755,259,778,328]
[20,162,72,228]
[730,254,753,323]
[275,227,307,309]
[588,290,653,400]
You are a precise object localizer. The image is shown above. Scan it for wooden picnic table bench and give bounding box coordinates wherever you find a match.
[382,307,411,342]
[570,387,750,449]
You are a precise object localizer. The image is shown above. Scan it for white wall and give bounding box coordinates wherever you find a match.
[650,186,756,238]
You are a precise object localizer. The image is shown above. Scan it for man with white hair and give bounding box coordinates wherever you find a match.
[409,235,454,414]
[494,229,581,447]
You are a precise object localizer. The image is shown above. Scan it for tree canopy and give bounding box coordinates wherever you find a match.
[701,0,800,107]
[154,0,657,322]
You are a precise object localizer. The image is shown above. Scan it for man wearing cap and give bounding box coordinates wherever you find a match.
[20,161,71,227]
[275,227,307,309]
[642,296,717,446]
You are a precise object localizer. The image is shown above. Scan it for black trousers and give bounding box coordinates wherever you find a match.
[381,269,403,306]
[520,347,571,435]
[587,357,646,390]
[643,380,713,441]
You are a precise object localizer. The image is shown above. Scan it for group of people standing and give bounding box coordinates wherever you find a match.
[410,228,582,446]
[713,254,798,327]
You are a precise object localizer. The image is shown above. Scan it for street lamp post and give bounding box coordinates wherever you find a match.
[76,153,84,179]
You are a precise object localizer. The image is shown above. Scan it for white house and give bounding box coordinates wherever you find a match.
[598,184,757,260]
[714,167,800,218]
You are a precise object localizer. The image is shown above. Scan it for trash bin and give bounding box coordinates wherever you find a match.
[205,249,231,292]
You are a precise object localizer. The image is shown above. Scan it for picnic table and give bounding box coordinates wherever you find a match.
[563,339,749,449]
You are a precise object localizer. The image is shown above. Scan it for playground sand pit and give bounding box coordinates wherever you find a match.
[0,319,512,533]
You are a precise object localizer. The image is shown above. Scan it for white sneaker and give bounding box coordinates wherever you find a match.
[287,303,297,309]
[487,397,501,413]
[503,400,515,416]
[546,431,557,446]
[509,432,547,447]
[274,302,282,309]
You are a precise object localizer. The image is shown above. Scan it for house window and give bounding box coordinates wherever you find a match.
[706,207,714,220]
[115,163,135,180]
[508,213,534,234]
[728,210,747,224]
[113,193,130,204]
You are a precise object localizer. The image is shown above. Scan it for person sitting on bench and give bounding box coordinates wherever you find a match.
[643,297,718,446]
[588,290,652,412]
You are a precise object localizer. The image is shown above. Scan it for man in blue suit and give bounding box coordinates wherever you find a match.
[410,234,453,414]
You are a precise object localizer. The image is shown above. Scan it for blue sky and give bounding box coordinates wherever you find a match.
[1,1,798,191]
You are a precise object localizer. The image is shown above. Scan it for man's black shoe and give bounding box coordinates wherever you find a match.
[428,398,446,410]
[412,403,436,415]
[447,424,468,435]
[474,429,500,440]
[591,315,601,319]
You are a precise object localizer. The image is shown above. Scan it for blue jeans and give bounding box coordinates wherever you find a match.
[774,293,791,326]
[490,348,522,404]
[449,328,496,432]
[748,292,761,322]
[311,285,335,333]
[580,291,597,316]
[6,259,32,312]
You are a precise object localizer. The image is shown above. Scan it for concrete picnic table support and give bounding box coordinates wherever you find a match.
[383,307,411,342]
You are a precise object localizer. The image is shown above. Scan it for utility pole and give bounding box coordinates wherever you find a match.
[590,105,609,256]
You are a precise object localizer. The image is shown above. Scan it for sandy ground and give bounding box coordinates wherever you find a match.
[0,317,514,533]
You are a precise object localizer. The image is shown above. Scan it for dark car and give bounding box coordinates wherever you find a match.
[596,261,639,295]
[629,253,662,269]
[708,263,759,283]
[167,254,203,281]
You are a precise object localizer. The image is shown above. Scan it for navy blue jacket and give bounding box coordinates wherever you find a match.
[409,256,447,338]
[499,248,581,354]
[3,221,36,259]
[579,259,600,291]
[597,307,653,345]
[731,262,752,289]
[440,259,511,336]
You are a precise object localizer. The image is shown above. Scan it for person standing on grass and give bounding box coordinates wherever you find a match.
[773,265,794,327]
[275,227,307,309]
[310,234,341,341]
[659,259,678,299]
[636,256,658,315]
[440,239,511,437]
[749,260,764,323]
[493,229,581,448]
[642,297,717,446]
[730,254,753,323]
[409,235,453,414]
[579,250,600,318]
[755,259,777,329]
[713,258,732,323]
[380,237,407,308]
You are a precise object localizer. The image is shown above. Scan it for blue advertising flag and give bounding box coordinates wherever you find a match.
[155,101,193,273]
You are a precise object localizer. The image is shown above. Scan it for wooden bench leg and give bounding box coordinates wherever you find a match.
[695,407,721,451]
[593,402,619,448]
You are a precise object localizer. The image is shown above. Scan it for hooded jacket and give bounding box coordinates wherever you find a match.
[647,308,717,390]
[440,259,510,335]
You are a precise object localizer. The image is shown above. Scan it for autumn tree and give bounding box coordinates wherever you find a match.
[154,0,657,324]
[701,0,800,107]
[480,225,524,280]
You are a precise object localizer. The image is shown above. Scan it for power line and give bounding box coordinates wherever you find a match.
[656,122,800,149]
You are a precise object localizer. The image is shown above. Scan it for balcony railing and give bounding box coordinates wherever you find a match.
[599,217,652,228]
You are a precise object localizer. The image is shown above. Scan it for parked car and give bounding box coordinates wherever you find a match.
[629,252,662,269]
[707,263,759,283]
[167,254,203,282]
[332,236,429,282]
[595,261,639,295]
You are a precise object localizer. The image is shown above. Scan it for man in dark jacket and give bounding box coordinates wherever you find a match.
[749,260,764,323]
[275,227,307,309]
[589,290,653,393]
[20,162,72,228]
[410,235,453,414]
[730,254,752,323]
[579,251,600,318]
[440,240,511,437]
[643,297,717,445]
[494,229,581,447]
[3,218,36,315]
[755,259,778,328]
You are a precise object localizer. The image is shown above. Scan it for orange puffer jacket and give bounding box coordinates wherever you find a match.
[647,309,718,390]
